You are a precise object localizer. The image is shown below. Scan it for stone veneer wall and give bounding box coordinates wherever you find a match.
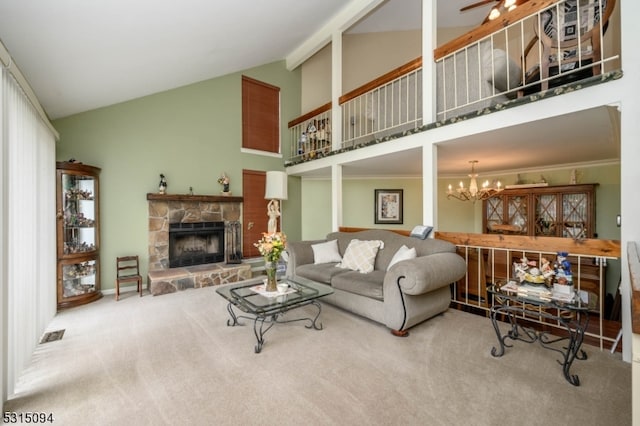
[147,194,243,271]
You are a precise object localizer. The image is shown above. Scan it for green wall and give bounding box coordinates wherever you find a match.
[301,164,620,240]
[301,164,621,294]
[301,177,423,240]
[53,60,301,291]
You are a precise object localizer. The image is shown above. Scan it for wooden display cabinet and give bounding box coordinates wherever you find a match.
[56,161,102,309]
[483,184,598,238]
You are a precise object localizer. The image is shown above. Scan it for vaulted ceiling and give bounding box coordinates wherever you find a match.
[0,0,620,176]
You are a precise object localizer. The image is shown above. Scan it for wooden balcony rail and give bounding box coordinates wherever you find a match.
[338,57,422,105]
[434,0,559,61]
[436,231,621,351]
[287,0,619,161]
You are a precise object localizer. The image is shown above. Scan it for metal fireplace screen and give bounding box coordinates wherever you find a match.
[168,222,225,267]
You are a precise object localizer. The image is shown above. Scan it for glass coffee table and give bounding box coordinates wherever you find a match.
[216,276,333,353]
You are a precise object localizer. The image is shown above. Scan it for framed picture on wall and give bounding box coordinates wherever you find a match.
[374,189,403,224]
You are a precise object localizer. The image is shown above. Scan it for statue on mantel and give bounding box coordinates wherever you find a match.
[217,172,231,195]
[158,174,167,194]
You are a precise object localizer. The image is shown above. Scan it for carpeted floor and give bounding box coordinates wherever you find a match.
[5,286,631,425]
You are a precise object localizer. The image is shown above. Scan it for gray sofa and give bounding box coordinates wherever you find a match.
[285,229,467,336]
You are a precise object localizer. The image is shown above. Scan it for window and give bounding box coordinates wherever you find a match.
[242,75,280,154]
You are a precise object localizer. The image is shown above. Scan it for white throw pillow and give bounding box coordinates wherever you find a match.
[311,239,342,264]
[387,245,417,271]
[337,239,384,273]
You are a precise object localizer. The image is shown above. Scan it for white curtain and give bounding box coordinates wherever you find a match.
[1,66,57,399]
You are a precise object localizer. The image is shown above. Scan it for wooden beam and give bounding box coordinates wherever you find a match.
[338,57,422,105]
[435,231,621,257]
[434,0,559,60]
[338,226,411,237]
[146,193,243,203]
[287,102,332,129]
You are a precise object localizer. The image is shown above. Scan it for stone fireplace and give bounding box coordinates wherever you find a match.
[146,193,251,295]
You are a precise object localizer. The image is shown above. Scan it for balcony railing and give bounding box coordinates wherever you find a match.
[437,231,621,351]
[340,58,422,149]
[435,0,618,120]
[287,102,332,163]
[287,0,619,164]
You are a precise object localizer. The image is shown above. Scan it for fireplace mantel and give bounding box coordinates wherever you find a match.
[146,193,243,203]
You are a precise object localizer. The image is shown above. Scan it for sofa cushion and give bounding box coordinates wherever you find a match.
[331,270,385,301]
[311,239,342,264]
[337,239,384,273]
[387,245,417,271]
[296,263,346,285]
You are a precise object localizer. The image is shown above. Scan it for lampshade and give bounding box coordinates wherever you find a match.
[264,171,288,200]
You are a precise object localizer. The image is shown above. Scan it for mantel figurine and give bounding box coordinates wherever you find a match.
[159,174,167,194]
[217,172,231,195]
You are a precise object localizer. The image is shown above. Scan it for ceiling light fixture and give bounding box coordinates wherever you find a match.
[447,160,503,202]
[488,0,519,21]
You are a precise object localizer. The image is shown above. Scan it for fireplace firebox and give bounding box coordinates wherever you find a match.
[169,222,225,267]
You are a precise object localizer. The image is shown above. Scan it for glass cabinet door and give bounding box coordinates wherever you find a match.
[61,173,97,256]
[563,192,588,239]
[56,161,101,309]
[485,197,503,232]
[535,193,557,236]
[506,195,528,234]
[60,259,98,298]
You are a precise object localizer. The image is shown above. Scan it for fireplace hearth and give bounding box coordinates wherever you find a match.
[169,221,225,267]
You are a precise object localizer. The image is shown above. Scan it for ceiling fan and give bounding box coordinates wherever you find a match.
[460,0,500,13]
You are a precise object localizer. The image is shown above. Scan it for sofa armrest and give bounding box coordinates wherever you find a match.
[386,252,466,295]
[285,239,326,277]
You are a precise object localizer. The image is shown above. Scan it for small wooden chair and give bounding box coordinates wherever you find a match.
[115,255,143,300]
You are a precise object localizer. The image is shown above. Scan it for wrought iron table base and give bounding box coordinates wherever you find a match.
[225,300,324,353]
[490,304,588,386]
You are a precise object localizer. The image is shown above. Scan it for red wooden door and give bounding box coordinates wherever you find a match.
[242,170,268,258]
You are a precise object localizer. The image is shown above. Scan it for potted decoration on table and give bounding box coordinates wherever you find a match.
[254,232,287,292]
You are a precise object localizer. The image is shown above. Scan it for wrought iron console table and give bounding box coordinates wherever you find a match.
[487,283,591,386]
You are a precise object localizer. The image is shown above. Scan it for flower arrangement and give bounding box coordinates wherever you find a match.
[254,232,287,263]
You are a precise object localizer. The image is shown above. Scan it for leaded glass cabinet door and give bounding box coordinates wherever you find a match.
[56,161,102,309]
[535,193,558,236]
[484,197,503,232]
[506,195,528,235]
[563,192,589,239]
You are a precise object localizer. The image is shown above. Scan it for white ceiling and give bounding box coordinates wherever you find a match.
[0,0,491,120]
[0,0,620,177]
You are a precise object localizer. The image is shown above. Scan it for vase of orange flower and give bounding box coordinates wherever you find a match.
[254,232,287,292]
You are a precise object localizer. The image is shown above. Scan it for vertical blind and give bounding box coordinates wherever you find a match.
[1,67,57,399]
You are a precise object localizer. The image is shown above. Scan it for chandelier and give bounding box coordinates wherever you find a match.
[447,160,503,202]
